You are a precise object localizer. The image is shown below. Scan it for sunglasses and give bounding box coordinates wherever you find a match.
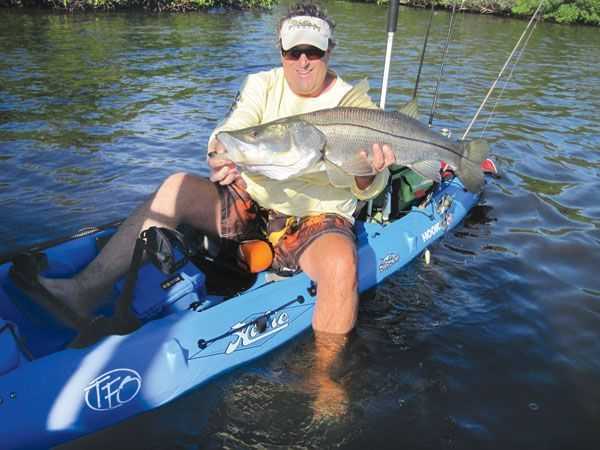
[281,46,326,61]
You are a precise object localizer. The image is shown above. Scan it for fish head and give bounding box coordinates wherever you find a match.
[216,119,326,180]
[217,122,287,161]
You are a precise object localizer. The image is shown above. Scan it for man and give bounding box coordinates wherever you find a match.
[208,3,396,336]
[11,3,396,342]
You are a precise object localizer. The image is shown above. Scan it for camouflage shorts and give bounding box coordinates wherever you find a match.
[217,182,355,274]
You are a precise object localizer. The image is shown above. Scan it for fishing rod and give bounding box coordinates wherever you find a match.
[379,0,400,109]
[369,0,401,220]
[461,0,546,140]
[412,2,435,100]
[428,0,461,127]
[480,18,538,138]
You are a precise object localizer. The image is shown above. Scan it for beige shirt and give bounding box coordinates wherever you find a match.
[210,67,389,221]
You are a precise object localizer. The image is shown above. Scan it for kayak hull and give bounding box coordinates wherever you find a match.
[0,178,478,449]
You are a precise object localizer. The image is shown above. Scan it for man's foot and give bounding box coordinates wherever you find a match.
[9,254,89,330]
[311,376,349,421]
[308,332,350,420]
[40,276,96,318]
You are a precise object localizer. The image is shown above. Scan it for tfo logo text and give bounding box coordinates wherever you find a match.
[85,368,142,411]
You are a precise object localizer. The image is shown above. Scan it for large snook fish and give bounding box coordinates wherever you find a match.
[215,81,489,193]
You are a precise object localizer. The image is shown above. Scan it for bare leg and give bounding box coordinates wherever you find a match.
[299,233,359,418]
[41,172,221,317]
[299,233,359,335]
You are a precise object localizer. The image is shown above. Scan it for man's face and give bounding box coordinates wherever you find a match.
[281,45,330,97]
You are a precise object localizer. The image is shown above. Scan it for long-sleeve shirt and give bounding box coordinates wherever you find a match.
[210,67,389,222]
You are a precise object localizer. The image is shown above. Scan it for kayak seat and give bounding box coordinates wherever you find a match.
[177,227,260,298]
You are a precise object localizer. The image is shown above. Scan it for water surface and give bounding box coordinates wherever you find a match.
[1,3,599,449]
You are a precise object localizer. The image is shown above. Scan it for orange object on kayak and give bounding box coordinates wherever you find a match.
[238,240,273,273]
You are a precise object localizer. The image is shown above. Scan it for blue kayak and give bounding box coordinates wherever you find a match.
[0,176,479,449]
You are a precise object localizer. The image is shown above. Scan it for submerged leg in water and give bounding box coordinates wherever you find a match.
[298,232,359,418]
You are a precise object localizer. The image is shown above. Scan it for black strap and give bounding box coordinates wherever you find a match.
[111,236,145,334]
[111,227,197,332]
[141,227,196,275]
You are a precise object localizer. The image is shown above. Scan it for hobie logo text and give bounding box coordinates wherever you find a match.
[226,312,289,354]
[421,221,443,242]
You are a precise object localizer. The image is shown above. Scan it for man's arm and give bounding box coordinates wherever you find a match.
[208,72,270,143]
[207,73,270,186]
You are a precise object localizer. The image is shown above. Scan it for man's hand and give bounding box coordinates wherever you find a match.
[354,143,396,190]
[207,138,246,188]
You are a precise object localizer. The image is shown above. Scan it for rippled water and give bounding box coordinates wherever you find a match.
[1,3,600,449]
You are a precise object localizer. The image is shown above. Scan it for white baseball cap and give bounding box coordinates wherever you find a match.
[280,16,332,51]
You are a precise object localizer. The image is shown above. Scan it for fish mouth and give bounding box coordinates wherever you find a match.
[216,132,246,158]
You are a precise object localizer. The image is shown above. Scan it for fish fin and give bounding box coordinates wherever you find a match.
[458,139,489,164]
[397,98,419,119]
[325,161,352,187]
[409,160,442,183]
[338,79,370,107]
[337,153,376,177]
[295,120,327,151]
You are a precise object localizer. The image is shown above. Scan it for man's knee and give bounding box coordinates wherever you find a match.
[159,172,192,196]
[155,172,212,206]
[303,233,358,285]
[151,172,220,232]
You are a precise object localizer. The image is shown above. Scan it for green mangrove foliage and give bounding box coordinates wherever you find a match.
[1,0,598,25]
[0,0,276,12]
[377,0,600,25]
[513,0,600,24]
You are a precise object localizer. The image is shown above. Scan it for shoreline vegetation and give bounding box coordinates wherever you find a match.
[0,0,598,25]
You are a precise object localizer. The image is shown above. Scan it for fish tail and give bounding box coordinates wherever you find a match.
[459,139,489,165]
[457,158,485,193]
[456,140,489,192]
